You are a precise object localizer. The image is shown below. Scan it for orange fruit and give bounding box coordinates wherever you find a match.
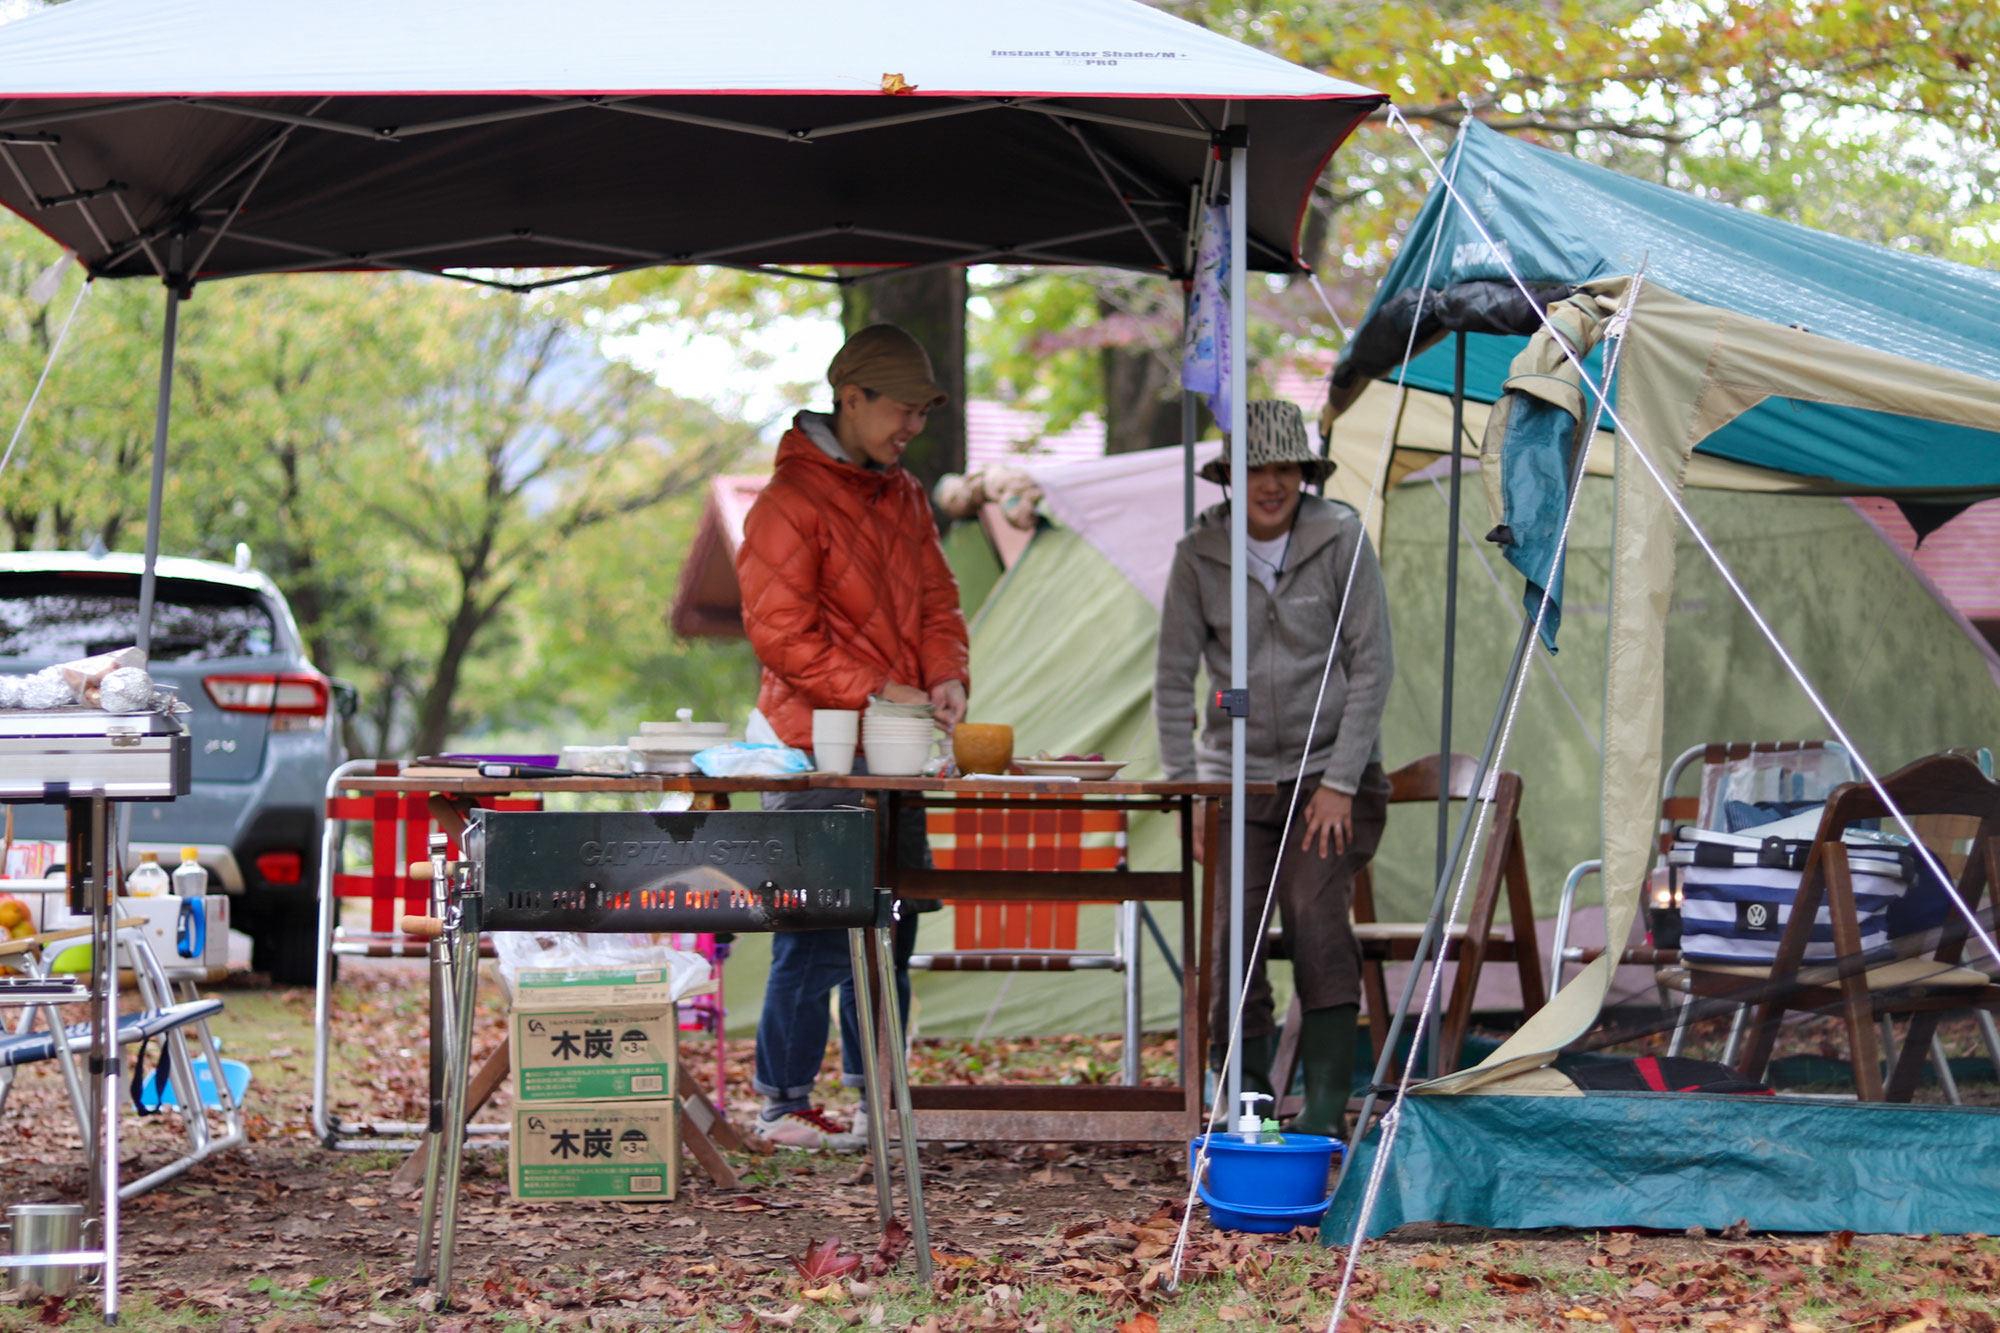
[0,898,26,930]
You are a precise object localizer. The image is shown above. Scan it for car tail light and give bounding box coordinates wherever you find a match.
[203,672,330,731]
[255,850,304,885]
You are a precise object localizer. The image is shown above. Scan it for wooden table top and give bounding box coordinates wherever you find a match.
[334,773,809,794]
[813,774,1272,797]
[334,770,1272,798]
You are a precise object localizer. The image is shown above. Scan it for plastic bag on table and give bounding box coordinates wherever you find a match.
[691,742,811,777]
[492,929,712,1002]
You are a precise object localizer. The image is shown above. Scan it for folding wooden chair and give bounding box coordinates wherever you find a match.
[1719,753,2000,1102]
[1270,751,1545,1104]
[909,798,1144,1083]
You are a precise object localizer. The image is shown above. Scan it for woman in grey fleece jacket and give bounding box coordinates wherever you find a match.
[1154,399,1393,1137]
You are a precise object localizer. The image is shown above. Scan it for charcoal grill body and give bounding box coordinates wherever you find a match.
[414,807,928,1298]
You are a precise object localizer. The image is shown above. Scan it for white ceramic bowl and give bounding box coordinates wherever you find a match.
[862,736,934,776]
[863,720,938,739]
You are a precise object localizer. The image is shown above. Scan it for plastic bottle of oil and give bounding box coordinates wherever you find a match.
[125,852,169,898]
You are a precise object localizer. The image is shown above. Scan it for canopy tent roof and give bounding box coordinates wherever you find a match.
[0,0,1382,287]
[1327,120,2000,497]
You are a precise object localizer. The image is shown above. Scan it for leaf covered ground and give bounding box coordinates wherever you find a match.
[0,964,1994,1330]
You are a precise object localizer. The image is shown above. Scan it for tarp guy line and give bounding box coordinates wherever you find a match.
[1390,114,2000,974]
[1324,197,1637,1331]
[1165,150,1460,1291]
[0,273,89,484]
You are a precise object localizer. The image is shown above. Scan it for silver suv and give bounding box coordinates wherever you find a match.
[0,549,353,983]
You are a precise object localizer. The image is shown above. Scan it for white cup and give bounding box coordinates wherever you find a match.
[812,709,861,774]
[812,709,860,742]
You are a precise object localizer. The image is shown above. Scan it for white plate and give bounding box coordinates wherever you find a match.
[1013,759,1126,780]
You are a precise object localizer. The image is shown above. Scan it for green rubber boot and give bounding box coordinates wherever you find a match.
[1286,1004,1359,1140]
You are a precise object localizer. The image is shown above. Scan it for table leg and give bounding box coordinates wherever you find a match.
[676,1054,743,1190]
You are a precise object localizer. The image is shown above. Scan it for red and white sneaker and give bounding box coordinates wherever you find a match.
[754,1106,865,1151]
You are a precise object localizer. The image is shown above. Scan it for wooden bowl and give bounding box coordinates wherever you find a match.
[952,723,1014,776]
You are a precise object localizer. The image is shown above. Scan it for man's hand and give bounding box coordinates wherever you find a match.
[1191,798,1208,865]
[929,678,968,730]
[879,681,929,706]
[1301,786,1354,860]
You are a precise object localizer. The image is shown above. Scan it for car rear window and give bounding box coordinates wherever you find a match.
[0,573,278,662]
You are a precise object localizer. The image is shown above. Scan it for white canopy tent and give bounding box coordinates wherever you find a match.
[0,4,1385,1288]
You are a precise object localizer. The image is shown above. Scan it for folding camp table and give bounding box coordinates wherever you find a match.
[840,773,1249,1143]
[0,703,193,1323]
[406,805,927,1301]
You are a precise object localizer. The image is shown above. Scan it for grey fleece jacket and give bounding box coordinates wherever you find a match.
[1154,494,1393,794]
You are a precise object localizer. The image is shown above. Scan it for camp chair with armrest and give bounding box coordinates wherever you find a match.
[910,799,1143,1084]
[1551,741,1859,1060]
[0,918,245,1196]
[1268,752,1545,1105]
[1716,752,2000,1102]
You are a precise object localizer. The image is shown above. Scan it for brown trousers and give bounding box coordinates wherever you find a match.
[1208,766,1388,1042]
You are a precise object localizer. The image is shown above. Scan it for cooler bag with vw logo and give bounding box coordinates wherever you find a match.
[1670,829,1912,965]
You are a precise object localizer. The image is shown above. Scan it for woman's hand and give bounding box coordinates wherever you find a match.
[929,679,968,729]
[879,681,929,706]
[1301,786,1354,859]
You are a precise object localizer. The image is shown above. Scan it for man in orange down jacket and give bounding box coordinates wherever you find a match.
[736,322,969,1150]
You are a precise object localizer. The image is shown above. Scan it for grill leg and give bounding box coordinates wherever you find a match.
[847,929,895,1225]
[434,909,482,1295]
[873,927,932,1288]
[413,863,456,1287]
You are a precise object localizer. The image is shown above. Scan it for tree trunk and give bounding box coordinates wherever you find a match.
[408,589,499,757]
[838,267,967,495]
[1100,341,1186,454]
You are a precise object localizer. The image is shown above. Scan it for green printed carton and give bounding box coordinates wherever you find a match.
[511,964,681,1010]
[512,1005,676,1103]
[510,1100,679,1202]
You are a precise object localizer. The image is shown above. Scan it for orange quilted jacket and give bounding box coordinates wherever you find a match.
[737,420,969,750]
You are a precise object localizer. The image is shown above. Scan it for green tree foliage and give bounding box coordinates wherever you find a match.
[0,213,754,755]
[970,1,2000,440]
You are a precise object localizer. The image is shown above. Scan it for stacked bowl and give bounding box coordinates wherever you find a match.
[862,696,938,776]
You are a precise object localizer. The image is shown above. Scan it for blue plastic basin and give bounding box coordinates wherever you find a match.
[1197,1181,1333,1234]
[1189,1132,1343,1209]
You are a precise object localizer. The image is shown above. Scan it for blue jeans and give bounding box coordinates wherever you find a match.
[753,769,929,1113]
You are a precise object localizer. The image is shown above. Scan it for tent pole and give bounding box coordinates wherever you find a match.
[136,261,183,658]
[1338,614,1534,1187]
[1336,376,1600,1192]
[1223,140,1249,1126]
[1431,332,1467,1077]
[1183,289,1196,530]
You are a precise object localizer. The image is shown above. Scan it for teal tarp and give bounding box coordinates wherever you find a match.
[1324,1092,2000,1241]
[1345,121,2000,495]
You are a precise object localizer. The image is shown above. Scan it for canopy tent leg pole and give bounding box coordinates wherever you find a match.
[1182,387,1197,531]
[1432,333,1467,1077]
[136,265,183,657]
[1222,140,1250,1127]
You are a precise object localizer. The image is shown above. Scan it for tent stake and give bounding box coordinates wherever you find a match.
[136,263,181,657]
